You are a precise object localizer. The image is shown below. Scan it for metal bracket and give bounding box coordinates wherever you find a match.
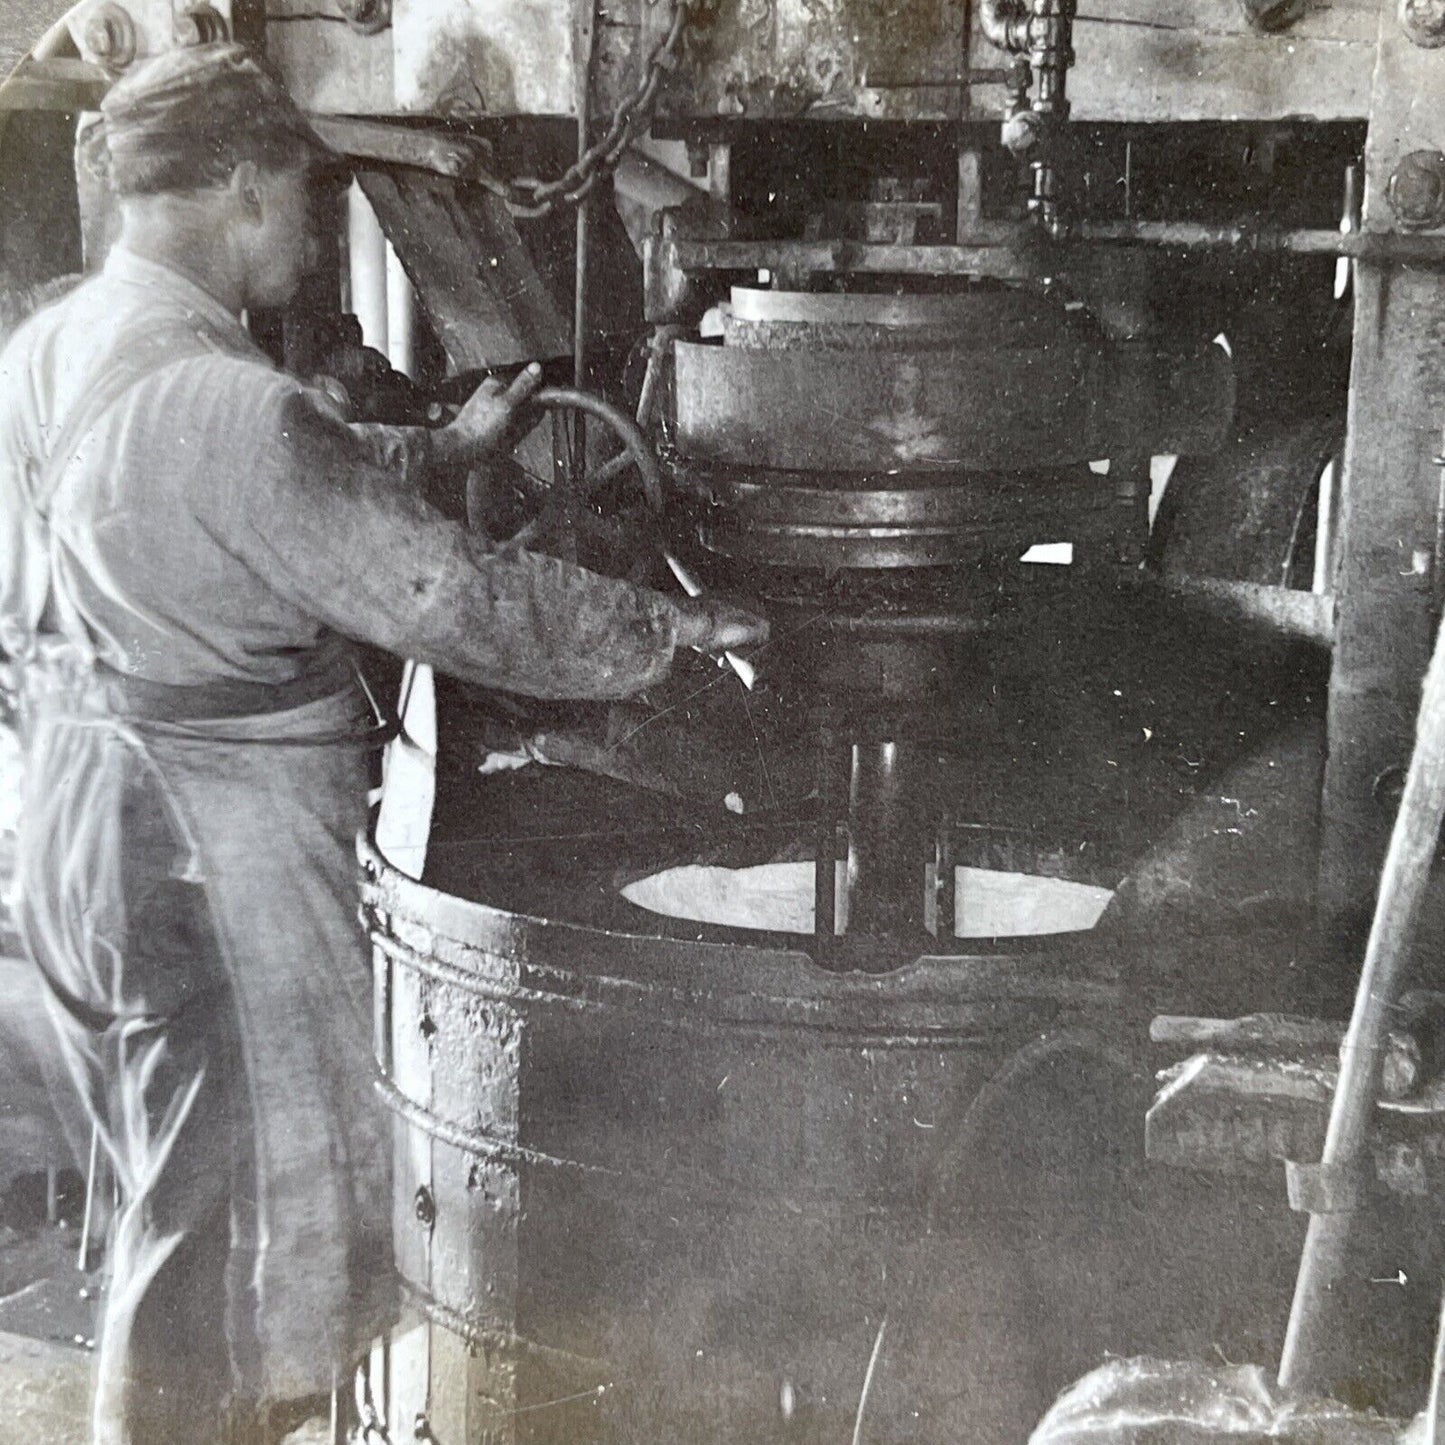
[1284,1159,1378,1215]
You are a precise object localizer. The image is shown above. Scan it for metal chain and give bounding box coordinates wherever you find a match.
[502,0,689,218]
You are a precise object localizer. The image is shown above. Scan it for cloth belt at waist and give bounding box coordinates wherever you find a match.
[95,659,355,722]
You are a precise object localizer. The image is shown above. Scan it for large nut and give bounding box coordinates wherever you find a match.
[1388,150,1445,229]
[84,2,136,69]
[1401,0,1445,46]
[1001,109,1042,155]
[336,0,391,33]
[1239,0,1309,30]
[174,4,230,45]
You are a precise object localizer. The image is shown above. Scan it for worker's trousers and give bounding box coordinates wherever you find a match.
[20,710,257,1442]
[14,674,395,1444]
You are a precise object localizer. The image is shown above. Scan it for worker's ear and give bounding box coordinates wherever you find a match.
[230,160,264,223]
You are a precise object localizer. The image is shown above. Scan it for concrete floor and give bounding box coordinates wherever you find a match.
[0,1328,91,1445]
[0,1205,334,1444]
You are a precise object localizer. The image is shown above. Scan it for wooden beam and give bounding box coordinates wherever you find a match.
[307,116,497,181]
[0,59,106,112]
[357,169,570,371]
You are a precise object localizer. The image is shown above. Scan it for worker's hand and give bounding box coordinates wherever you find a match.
[437,363,545,463]
[673,598,770,655]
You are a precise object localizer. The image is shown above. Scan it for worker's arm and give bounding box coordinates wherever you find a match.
[210,369,765,701]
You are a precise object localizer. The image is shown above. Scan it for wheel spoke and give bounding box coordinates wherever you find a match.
[580,449,636,495]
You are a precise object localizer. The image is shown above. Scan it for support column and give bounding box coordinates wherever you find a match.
[1319,0,1445,927]
[845,741,929,942]
[347,180,389,356]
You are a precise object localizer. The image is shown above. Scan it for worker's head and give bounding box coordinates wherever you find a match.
[101,43,345,307]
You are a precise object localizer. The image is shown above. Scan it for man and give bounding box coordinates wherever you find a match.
[0,42,766,1445]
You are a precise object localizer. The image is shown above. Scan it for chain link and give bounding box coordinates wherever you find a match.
[502,0,690,218]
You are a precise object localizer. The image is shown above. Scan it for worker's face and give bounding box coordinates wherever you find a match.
[239,158,339,309]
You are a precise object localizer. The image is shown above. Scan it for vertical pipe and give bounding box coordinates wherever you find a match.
[385,245,415,380]
[1426,1278,1445,1445]
[708,142,732,208]
[572,197,590,479]
[572,0,598,476]
[1112,455,1153,566]
[347,182,389,358]
[815,729,839,944]
[574,200,590,397]
[957,148,983,240]
[1314,459,1337,598]
[934,821,956,942]
[330,1366,345,1445]
[845,741,927,943]
[77,1124,100,1272]
[1279,614,1445,1393]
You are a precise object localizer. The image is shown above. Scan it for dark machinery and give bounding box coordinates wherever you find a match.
[6,0,1445,1438]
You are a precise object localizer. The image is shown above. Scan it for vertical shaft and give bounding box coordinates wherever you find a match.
[346,182,388,357]
[845,741,928,940]
[571,0,597,478]
[814,729,840,943]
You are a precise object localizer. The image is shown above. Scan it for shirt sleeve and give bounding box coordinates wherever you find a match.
[201,374,685,701]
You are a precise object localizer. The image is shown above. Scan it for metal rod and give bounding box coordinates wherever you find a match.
[934,821,956,942]
[1278,612,1445,1393]
[1427,1277,1445,1445]
[385,245,415,380]
[957,148,983,242]
[574,200,590,399]
[845,742,927,941]
[346,182,389,357]
[1078,220,1445,261]
[664,229,1445,282]
[815,729,839,943]
[330,1366,345,1445]
[77,1124,99,1272]
[1434,436,1445,627]
[663,552,755,689]
[572,0,597,476]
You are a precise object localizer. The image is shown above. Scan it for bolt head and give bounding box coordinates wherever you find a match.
[1240,0,1309,31]
[336,0,391,32]
[1401,0,1445,45]
[1388,150,1445,229]
[84,15,114,54]
[83,4,135,68]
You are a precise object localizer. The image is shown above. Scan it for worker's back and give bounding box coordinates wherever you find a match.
[0,248,362,695]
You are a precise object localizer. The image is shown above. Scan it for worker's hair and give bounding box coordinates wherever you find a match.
[106,126,313,198]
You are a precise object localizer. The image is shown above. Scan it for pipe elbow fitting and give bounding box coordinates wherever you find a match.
[980,0,1029,52]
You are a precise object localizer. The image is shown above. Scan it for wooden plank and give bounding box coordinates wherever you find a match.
[1319,0,1445,921]
[358,169,570,371]
[308,116,495,179]
[0,69,105,111]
